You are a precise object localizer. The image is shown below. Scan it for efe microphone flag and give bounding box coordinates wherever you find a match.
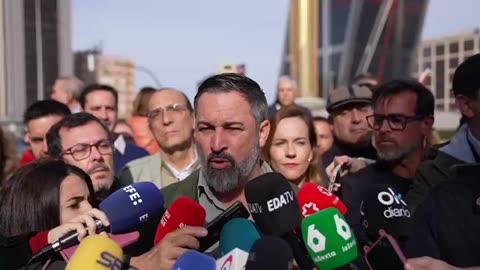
[32,182,164,262]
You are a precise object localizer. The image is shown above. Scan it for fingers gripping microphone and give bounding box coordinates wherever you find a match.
[301,207,358,270]
[154,196,206,245]
[32,182,164,262]
[245,172,314,270]
[65,234,124,270]
[297,182,347,218]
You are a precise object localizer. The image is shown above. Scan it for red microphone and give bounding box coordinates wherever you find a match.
[297,182,347,218]
[153,196,206,245]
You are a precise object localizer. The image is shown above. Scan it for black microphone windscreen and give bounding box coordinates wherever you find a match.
[245,236,294,270]
[245,172,301,235]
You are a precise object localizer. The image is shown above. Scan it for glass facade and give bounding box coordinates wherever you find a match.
[24,0,59,107]
[281,0,428,98]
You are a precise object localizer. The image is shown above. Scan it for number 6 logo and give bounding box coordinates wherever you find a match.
[306,214,352,253]
[307,224,326,253]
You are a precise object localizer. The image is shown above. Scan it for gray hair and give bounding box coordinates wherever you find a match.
[277,75,298,91]
[57,76,84,100]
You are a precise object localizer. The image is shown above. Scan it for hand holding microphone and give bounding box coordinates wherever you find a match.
[32,182,164,263]
[47,208,110,244]
[133,196,207,270]
[134,226,208,270]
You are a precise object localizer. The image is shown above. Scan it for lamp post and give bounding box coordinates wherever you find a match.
[134,65,162,88]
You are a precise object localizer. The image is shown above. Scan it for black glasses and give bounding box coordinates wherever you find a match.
[62,139,113,161]
[148,103,188,120]
[366,114,425,131]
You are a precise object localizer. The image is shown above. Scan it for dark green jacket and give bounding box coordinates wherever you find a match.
[405,148,465,213]
[160,169,299,208]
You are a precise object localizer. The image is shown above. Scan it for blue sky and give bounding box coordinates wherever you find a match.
[72,0,480,104]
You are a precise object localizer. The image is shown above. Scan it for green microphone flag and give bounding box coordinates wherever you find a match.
[301,207,358,270]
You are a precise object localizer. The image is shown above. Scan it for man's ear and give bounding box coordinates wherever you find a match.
[24,132,31,144]
[258,120,270,148]
[456,95,475,118]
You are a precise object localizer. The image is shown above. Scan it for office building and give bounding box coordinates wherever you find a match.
[281,0,428,98]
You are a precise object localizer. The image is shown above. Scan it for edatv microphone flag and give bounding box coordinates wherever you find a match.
[301,207,357,270]
[245,172,314,270]
[245,172,301,235]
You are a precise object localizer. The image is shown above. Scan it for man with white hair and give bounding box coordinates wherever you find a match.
[267,76,300,117]
[51,76,84,113]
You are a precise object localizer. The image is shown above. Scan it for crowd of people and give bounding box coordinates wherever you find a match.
[0,53,479,270]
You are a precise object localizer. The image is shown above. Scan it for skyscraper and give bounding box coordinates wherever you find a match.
[75,50,135,118]
[0,0,72,121]
[282,0,429,98]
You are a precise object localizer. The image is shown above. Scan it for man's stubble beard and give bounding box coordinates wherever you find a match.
[199,137,260,194]
[376,136,421,162]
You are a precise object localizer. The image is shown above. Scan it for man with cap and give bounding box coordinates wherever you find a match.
[338,79,434,250]
[406,53,480,213]
[322,84,376,168]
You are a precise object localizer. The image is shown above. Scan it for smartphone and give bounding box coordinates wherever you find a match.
[198,201,250,252]
[328,163,345,192]
[363,229,407,270]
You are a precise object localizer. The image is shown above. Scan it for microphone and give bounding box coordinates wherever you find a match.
[301,207,358,270]
[32,182,164,262]
[171,250,216,270]
[360,186,412,242]
[245,172,314,270]
[297,182,347,218]
[219,218,261,256]
[65,234,124,270]
[154,196,206,245]
[216,248,249,270]
[245,236,294,270]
